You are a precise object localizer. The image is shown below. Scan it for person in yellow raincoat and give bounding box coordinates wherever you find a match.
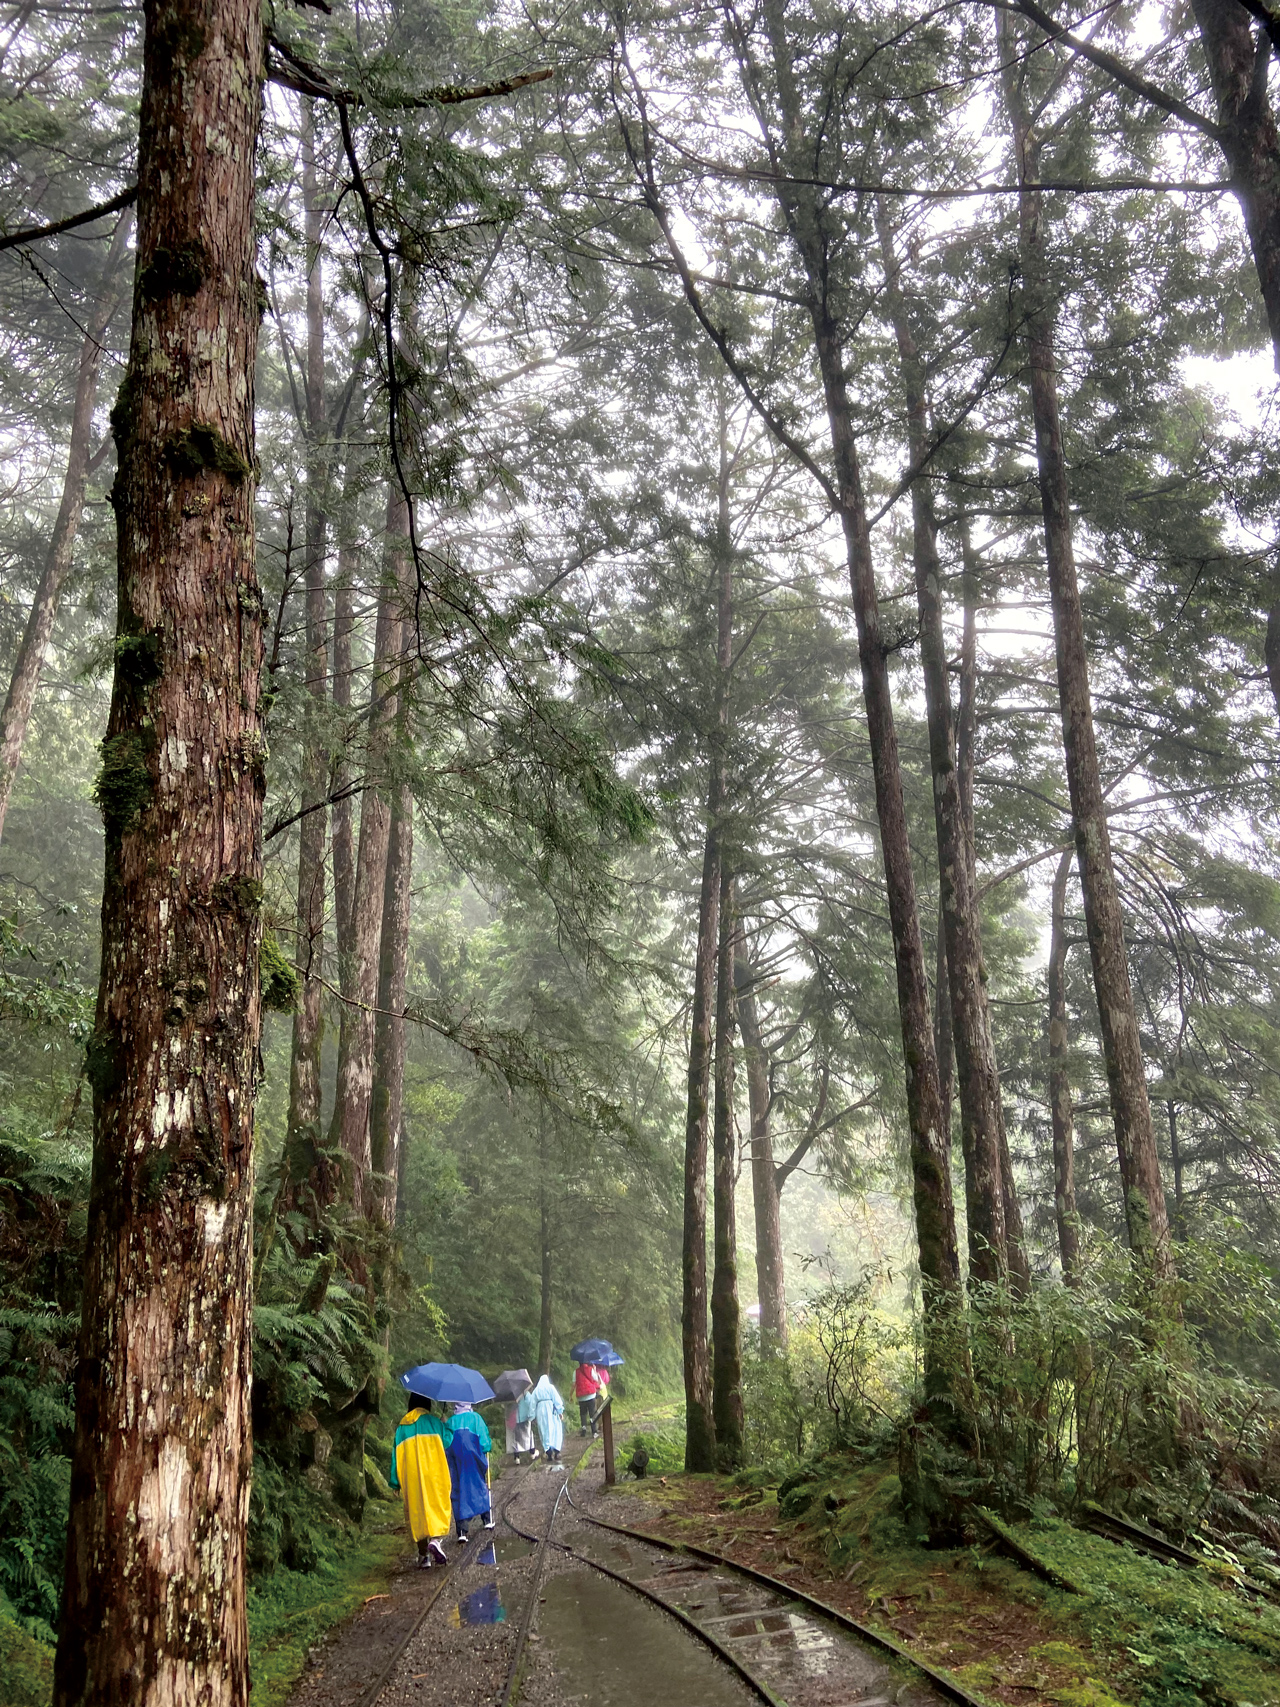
[389,1395,454,1567]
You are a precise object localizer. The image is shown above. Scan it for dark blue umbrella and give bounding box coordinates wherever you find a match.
[570,1337,622,1365]
[400,1362,495,1404]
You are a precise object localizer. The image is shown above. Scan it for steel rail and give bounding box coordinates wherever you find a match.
[561,1484,996,1707]
[352,1451,533,1707]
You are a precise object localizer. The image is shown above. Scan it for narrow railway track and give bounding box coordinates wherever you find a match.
[499,1454,995,1707]
[350,1451,538,1707]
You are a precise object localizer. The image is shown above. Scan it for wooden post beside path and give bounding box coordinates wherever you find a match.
[601,1395,615,1486]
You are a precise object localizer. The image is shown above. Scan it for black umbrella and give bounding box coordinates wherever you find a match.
[492,1367,533,1400]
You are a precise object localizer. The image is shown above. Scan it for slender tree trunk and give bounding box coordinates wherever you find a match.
[1000,24,1173,1280]
[682,819,719,1471]
[734,941,787,1348]
[0,212,131,848]
[286,101,330,1210]
[370,773,412,1227]
[877,204,1010,1294]
[711,875,744,1470]
[331,484,359,974]
[538,1142,553,1375]
[53,0,263,1699]
[682,397,737,1473]
[956,517,1031,1295]
[934,923,953,1144]
[328,487,408,1214]
[757,9,965,1416]
[1047,848,1080,1282]
[330,325,370,976]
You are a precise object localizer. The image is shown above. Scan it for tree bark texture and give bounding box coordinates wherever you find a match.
[1001,23,1174,1280]
[734,942,787,1348]
[1047,847,1080,1281]
[286,101,331,1212]
[328,486,408,1215]
[711,878,744,1471]
[0,212,132,849]
[53,0,263,1700]
[877,203,1010,1294]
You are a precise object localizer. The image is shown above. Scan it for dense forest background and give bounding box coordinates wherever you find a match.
[3,0,1280,1692]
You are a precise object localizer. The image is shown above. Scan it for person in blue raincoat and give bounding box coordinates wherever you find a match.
[529,1373,565,1462]
[447,1401,495,1540]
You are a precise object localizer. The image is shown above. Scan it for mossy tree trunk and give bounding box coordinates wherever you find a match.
[53,0,263,1700]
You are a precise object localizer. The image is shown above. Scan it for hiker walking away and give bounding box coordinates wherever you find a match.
[447,1401,496,1542]
[390,1395,453,1567]
[506,1396,535,1462]
[530,1372,565,1462]
[516,1384,540,1461]
[574,1361,604,1438]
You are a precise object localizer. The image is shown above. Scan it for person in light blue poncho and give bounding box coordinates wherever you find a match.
[528,1373,565,1461]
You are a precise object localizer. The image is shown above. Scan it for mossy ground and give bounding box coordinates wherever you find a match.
[607,1452,1280,1707]
[248,1519,405,1707]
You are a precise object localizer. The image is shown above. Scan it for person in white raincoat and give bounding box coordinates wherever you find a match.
[529,1373,565,1461]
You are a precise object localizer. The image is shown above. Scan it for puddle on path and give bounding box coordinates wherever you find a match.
[571,1531,902,1699]
[536,1569,750,1707]
[495,1536,534,1561]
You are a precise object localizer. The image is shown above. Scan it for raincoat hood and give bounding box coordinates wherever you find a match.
[451,1402,473,1415]
[531,1375,558,1401]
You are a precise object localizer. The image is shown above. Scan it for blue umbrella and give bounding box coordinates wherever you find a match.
[570,1337,623,1365]
[401,1362,495,1404]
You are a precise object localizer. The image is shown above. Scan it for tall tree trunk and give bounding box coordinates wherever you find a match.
[285,100,331,1212]
[877,203,1009,1294]
[682,395,737,1473]
[934,923,954,1144]
[370,773,413,1228]
[330,319,370,977]
[328,488,408,1215]
[956,517,1031,1295]
[756,7,965,1417]
[538,1140,553,1375]
[734,941,787,1348]
[711,875,744,1471]
[53,0,263,1699]
[682,820,719,1472]
[0,212,131,848]
[1000,23,1174,1280]
[1047,848,1080,1282]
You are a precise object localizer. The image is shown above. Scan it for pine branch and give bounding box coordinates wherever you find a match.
[0,185,137,253]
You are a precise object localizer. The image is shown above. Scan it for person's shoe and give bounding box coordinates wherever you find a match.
[457,1531,469,1544]
[483,1516,496,1531]
[427,1541,448,1567]
[418,1554,434,1570]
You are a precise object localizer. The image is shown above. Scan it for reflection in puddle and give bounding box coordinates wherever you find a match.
[449,1581,506,1627]
[537,1571,748,1707]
